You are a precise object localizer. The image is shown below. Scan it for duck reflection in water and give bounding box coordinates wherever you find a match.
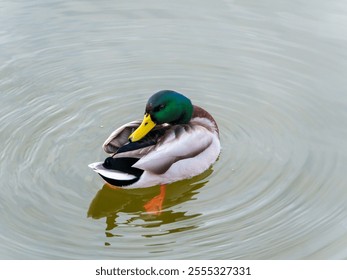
[87,168,212,234]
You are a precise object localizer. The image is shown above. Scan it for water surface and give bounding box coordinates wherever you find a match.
[1,0,347,259]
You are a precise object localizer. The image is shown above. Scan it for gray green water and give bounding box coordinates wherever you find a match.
[1,0,347,259]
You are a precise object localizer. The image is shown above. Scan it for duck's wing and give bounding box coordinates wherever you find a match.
[132,124,213,174]
[102,120,142,154]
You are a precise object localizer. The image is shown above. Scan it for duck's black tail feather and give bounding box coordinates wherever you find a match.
[101,157,144,187]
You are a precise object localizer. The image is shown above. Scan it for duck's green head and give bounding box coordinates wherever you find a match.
[129,90,193,142]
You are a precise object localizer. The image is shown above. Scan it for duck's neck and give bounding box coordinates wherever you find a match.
[172,107,193,124]
[192,105,219,134]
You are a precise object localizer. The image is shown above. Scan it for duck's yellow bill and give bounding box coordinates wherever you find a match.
[129,113,156,142]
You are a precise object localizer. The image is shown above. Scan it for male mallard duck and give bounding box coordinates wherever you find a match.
[89,90,220,189]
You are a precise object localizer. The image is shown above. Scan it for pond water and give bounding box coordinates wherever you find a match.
[1,0,347,259]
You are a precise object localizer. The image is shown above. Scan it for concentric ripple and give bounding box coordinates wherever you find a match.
[1,0,347,259]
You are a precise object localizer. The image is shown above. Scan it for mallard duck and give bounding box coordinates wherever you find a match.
[89,90,220,189]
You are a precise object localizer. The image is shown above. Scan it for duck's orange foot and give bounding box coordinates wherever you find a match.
[144,185,166,215]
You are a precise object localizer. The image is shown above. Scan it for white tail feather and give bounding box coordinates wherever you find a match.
[88,162,136,180]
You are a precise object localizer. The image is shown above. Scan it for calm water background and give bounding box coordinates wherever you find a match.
[1,0,347,259]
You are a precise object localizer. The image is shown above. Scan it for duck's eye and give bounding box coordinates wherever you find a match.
[154,104,165,112]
